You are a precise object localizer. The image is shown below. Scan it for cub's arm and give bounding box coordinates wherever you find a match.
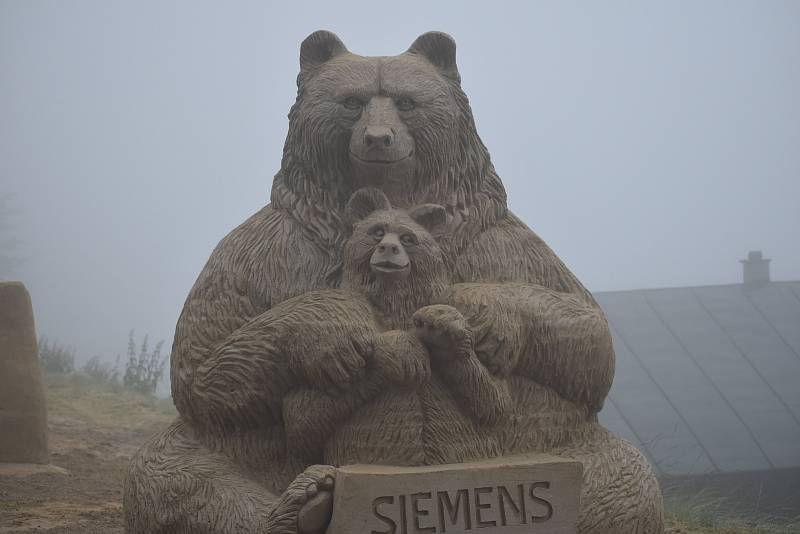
[412,305,512,426]
[450,212,614,414]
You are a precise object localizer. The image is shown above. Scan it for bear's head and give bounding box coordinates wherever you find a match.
[341,188,449,329]
[272,31,507,252]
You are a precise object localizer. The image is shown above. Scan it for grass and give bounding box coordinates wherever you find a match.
[44,372,176,433]
[664,488,800,534]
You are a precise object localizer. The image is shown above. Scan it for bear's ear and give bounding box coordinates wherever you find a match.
[346,188,392,224]
[408,204,447,233]
[408,31,460,83]
[300,30,348,72]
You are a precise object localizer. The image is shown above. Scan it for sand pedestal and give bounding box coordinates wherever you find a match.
[0,281,49,464]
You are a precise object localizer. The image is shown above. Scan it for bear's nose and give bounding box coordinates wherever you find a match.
[364,126,394,148]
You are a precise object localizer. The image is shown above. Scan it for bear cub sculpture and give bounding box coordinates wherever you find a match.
[283,187,512,463]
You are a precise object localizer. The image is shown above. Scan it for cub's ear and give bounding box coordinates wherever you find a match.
[300,30,348,72]
[346,188,392,224]
[408,31,460,83]
[408,204,447,233]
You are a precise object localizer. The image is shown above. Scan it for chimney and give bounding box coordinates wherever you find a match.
[740,250,771,287]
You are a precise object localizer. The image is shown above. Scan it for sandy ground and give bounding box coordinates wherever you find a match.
[0,416,134,532]
[0,377,174,533]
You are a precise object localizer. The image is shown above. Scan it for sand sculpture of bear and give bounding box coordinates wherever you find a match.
[124,30,663,534]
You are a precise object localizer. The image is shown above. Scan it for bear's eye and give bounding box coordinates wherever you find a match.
[343,96,363,111]
[396,97,415,112]
[369,227,385,240]
[400,233,417,246]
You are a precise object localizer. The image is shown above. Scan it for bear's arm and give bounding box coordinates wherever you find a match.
[451,212,614,413]
[189,289,375,433]
[170,205,348,432]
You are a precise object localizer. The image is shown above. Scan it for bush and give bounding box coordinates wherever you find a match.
[37,332,167,397]
[82,355,120,387]
[122,331,167,396]
[38,337,75,374]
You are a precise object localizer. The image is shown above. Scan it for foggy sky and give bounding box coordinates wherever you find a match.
[1,0,798,366]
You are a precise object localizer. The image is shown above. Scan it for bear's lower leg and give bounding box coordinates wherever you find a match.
[124,421,335,534]
[559,425,664,534]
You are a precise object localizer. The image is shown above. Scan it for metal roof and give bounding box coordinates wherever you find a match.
[596,281,800,476]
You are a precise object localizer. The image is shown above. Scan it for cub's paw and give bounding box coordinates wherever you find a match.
[413,305,472,360]
[268,465,336,534]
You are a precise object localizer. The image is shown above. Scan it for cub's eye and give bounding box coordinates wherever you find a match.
[400,233,417,246]
[343,96,363,110]
[369,227,385,240]
[396,97,415,111]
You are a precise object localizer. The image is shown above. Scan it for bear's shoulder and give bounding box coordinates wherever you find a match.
[453,211,585,294]
[190,203,339,309]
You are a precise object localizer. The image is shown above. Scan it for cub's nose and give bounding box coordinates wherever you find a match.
[364,126,394,148]
[377,243,400,255]
[375,233,404,260]
[370,234,410,276]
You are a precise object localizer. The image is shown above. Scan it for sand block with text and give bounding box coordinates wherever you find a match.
[327,454,582,534]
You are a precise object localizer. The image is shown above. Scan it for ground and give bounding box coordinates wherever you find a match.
[0,374,797,533]
[0,374,174,533]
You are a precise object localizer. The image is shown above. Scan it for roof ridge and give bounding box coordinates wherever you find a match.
[593,280,800,295]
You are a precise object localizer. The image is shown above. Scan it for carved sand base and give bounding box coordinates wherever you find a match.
[327,455,581,534]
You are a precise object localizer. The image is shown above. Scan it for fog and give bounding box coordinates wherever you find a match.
[1,0,798,365]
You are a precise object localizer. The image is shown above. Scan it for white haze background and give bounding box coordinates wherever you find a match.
[1,0,798,368]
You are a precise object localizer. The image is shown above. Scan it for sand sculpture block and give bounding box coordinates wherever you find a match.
[328,455,581,534]
[0,281,48,464]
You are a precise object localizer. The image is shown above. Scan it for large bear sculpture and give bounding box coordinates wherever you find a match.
[124,30,663,534]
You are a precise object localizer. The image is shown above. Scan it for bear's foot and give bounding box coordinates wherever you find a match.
[269,464,336,534]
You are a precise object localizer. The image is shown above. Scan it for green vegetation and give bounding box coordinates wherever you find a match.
[665,489,800,534]
[121,332,166,396]
[38,337,76,374]
[39,331,167,397]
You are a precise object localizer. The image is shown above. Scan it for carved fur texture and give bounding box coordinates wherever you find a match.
[124,30,663,534]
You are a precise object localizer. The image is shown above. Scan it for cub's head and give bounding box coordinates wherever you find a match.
[342,188,447,298]
[276,30,505,226]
